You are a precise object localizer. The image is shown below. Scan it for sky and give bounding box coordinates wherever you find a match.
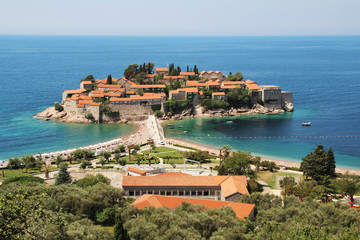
[1,0,359,36]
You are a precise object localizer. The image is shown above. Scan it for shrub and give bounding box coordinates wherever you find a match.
[97,207,116,226]
[54,102,64,112]
[119,159,127,166]
[85,113,94,120]
[168,100,193,114]
[75,174,111,188]
[154,110,163,118]
[151,104,161,112]
[2,176,45,185]
[201,99,229,110]
[104,111,119,118]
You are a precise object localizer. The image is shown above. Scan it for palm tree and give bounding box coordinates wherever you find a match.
[43,162,51,178]
[219,145,232,165]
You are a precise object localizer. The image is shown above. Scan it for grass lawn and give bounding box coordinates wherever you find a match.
[142,146,176,154]
[0,166,58,180]
[257,171,303,189]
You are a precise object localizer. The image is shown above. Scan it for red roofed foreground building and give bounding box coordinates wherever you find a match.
[132,194,255,220]
[122,172,249,201]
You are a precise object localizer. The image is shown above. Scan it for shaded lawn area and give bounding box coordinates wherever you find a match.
[0,166,58,180]
[142,147,177,154]
[257,171,303,189]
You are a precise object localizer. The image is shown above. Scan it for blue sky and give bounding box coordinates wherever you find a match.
[1,0,359,35]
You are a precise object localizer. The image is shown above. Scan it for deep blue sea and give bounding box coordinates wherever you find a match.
[1,35,360,168]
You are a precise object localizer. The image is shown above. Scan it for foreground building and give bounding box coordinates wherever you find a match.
[122,172,249,201]
[132,194,256,220]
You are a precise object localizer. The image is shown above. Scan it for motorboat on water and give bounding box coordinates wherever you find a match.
[226,120,233,123]
[302,122,311,126]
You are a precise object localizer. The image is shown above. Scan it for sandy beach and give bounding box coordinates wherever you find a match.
[166,137,360,175]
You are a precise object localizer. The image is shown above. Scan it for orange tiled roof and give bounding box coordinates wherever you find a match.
[76,104,84,108]
[163,75,184,80]
[143,92,166,97]
[247,84,260,90]
[220,85,241,89]
[223,81,246,85]
[110,98,130,102]
[154,67,169,72]
[123,174,249,197]
[64,89,87,94]
[128,167,147,175]
[108,93,122,97]
[127,91,135,94]
[199,71,206,75]
[212,92,226,96]
[199,91,203,95]
[127,80,136,85]
[245,80,257,84]
[130,84,166,89]
[97,84,123,89]
[186,88,199,93]
[146,74,155,78]
[82,81,92,84]
[206,81,220,86]
[92,94,104,98]
[130,95,161,100]
[91,90,105,94]
[132,195,255,219]
[180,72,196,76]
[108,88,125,92]
[90,102,100,106]
[186,81,206,87]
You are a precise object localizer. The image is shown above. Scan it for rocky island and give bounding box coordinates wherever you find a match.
[35,63,293,123]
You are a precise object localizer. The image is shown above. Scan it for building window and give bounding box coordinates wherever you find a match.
[160,191,166,195]
[191,191,196,196]
[204,191,209,196]
[166,191,171,196]
[179,191,184,196]
[129,191,134,196]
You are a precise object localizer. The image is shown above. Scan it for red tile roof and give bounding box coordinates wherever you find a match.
[132,195,255,219]
[82,81,92,85]
[212,92,226,96]
[123,174,249,197]
[97,84,124,89]
[128,167,147,175]
[186,81,206,87]
[220,85,241,89]
[223,81,246,85]
[186,88,199,93]
[130,84,166,89]
[154,68,169,72]
[163,75,184,80]
[206,81,220,86]
[146,74,155,78]
[110,98,130,102]
[246,84,260,90]
[65,89,87,94]
[180,72,196,76]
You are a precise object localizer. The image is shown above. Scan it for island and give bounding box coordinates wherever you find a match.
[35,63,293,123]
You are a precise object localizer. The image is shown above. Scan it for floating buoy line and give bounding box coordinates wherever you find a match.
[190,136,360,139]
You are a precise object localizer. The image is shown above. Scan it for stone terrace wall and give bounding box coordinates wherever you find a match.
[110,104,153,121]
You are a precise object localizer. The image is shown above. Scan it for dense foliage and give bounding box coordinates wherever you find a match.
[168,99,193,114]
[2,176,45,185]
[227,88,253,108]
[228,72,244,81]
[183,150,211,163]
[201,99,229,110]
[300,145,336,185]
[75,174,111,188]
[217,150,256,178]
[54,102,64,112]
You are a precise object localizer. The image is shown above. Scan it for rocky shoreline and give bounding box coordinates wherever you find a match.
[160,103,294,120]
[35,102,294,123]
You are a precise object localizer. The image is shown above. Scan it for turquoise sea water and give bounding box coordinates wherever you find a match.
[1,35,360,168]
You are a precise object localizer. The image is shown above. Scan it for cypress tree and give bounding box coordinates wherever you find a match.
[54,164,71,185]
[114,211,130,240]
[143,63,146,72]
[193,65,198,74]
[107,74,112,84]
[187,65,189,72]
[325,147,336,178]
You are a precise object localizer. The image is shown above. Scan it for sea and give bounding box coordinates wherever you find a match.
[1,35,360,169]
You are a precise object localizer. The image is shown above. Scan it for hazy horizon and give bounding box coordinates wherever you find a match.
[1,0,359,36]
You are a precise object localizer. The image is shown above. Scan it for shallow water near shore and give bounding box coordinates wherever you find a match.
[1,35,360,167]
[164,106,360,169]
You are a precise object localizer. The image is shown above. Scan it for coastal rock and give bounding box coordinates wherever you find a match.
[35,106,56,118]
[283,102,294,112]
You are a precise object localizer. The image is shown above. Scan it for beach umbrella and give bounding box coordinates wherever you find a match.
[349,201,354,205]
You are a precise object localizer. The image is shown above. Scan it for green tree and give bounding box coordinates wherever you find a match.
[124,64,138,79]
[99,157,106,167]
[56,155,64,167]
[280,176,297,196]
[75,174,111,188]
[154,110,163,118]
[54,102,64,112]
[8,157,21,169]
[334,172,360,202]
[114,211,130,240]
[55,163,72,185]
[81,74,95,82]
[103,151,112,163]
[217,150,256,178]
[80,160,91,171]
[300,145,336,184]
[219,145,232,164]
[114,153,121,164]
[227,88,253,108]
[21,155,36,172]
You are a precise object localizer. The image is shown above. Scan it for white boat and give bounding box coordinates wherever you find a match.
[302,122,311,126]
[226,121,233,123]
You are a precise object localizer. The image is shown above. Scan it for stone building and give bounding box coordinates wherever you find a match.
[122,172,249,201]
[199,70,227,81]
[212,92,227,101]
[153,67,169,76]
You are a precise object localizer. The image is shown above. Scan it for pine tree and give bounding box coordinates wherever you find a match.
[300,145,336,185]
[143,63,146,72]
[187,65,189,72]
[107,74,112,84]
[55,164,71,185]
